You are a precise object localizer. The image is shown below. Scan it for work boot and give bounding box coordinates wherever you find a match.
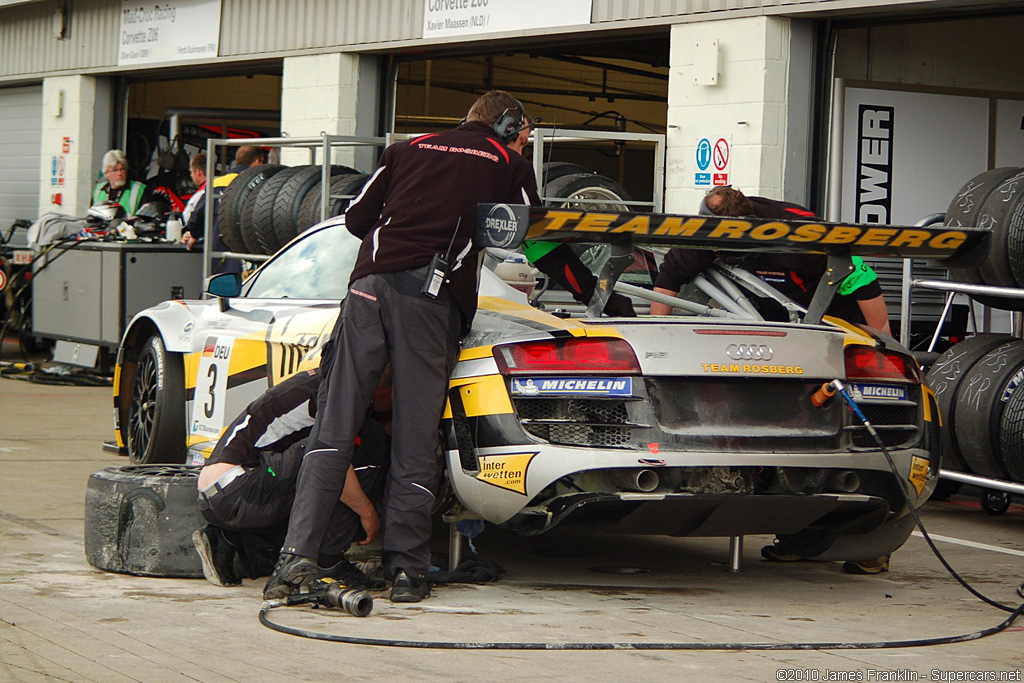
[842,554,890,575]
[760,538,806,562]
[262,553,317,600]
[318,558,386,590]
[389,570,431,603]
[192,526,241,587]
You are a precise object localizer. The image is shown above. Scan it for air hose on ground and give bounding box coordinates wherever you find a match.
[259,378,1024,649]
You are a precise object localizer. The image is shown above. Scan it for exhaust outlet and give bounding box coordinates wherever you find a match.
[610,468,660,492]
[827,470,860,493]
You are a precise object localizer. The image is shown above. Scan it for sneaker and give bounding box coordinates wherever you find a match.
[263,553,318,600]
[842,555,890,575]
[389,570,431,603]
[318,558,387,590]
[192,526,241,587]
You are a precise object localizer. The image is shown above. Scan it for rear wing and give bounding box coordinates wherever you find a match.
[475,203,989,323]
[475,204,986,260]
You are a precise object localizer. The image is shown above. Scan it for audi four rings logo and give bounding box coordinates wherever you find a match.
[726,343,773,361]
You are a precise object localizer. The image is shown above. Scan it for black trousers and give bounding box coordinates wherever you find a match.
[283,271,461,580]
[198,421,387,578]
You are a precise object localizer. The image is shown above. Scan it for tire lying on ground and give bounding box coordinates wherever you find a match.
[924,333,1016,481]
[952,339,1024,481]
[805,513,916,563]
[297,173,369,230]
[542,171,632,212]
[245,166,304,254]
[218,164,286,253]
[271,165,359,247]
[84,465,204,578]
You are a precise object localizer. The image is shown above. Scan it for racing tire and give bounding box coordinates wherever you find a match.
[297,173,369,230]
[219,164,286,253]
[924,334,1015,475]
[247,167,303,255]
[977,170,1024,289]
[997,369,1024,483]
[271,165,359,248]
[945,167,1024,285]
[806,512,916,563]
[126,335,187,465]
[539,162,592,189]
[542,172,633,212]
[952,339,1024,480]
[84,465,204,578]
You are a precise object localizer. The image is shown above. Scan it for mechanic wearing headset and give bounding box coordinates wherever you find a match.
[651,185,894,574]
[650,185,891,336]
[265,90,555,605]
[193,360,392,589]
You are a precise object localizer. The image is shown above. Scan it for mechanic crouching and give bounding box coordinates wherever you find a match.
[193,362,392,589]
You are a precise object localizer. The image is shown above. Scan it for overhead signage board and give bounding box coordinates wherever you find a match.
[422,0,591,39]
[117,0,222,66]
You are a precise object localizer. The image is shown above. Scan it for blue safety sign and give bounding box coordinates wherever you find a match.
[696,138,712,171]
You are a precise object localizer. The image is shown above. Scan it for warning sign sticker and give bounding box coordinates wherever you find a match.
[908,455,930,495]
[475,452,537,495]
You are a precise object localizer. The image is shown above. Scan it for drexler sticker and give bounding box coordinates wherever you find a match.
[475,452,537,495]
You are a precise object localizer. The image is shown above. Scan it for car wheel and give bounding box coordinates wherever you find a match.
[946,167,1023,285]
[924,333,1015,475]
[543,172,633,212]
[980,489,1011,516]
[953,340,1024,480]
[84,465,204,578]
[127,335,186,465]
[219,164,285,253]
[806,512,916,563]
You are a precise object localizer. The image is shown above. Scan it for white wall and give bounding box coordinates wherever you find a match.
[665,16,813,214]
[39,75,111,218]
[279,52,379,173]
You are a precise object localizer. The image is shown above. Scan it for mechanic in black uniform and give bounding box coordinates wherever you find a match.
[650,185,890,335]
[193,363,392,588]
[265,90,553,604]
[652,186,894,574]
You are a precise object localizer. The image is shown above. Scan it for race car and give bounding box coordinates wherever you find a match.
[112,205,985,561]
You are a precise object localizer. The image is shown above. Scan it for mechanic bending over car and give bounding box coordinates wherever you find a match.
[265,90,632,606]
[193,361,392,589]
[649,185,891,337]
[651,185,895,574]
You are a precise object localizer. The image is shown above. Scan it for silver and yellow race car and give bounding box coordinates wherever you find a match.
[112,205,985,561]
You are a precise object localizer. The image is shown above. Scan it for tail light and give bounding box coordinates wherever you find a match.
[493,337,640,375]
[844,345,921,383]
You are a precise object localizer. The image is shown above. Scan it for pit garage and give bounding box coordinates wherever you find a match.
[0,0,1023,674]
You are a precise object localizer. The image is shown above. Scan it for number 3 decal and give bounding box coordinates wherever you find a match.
[191,336,233,438]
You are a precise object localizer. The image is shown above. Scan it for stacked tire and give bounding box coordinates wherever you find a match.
[925,335,1024,506]
[540,162,632,212]
[946,167,1024,310]
[219,164,367,256]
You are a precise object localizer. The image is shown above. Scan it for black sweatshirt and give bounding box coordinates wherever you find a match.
[345,121,541,331]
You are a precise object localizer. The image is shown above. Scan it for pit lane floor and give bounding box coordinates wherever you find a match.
[0,366,1021,682]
